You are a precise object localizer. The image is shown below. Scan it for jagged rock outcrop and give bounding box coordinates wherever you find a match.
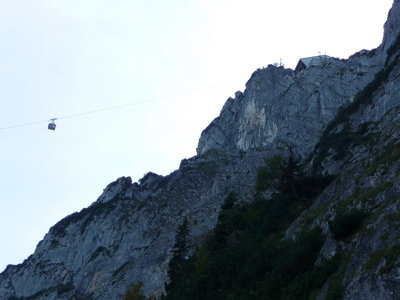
[0,150,274,299]
[196,49,384,158]
[286,49,400,299]
[0,1,399,299]
[382,0,400,52]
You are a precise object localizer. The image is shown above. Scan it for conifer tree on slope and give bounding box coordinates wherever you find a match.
[166,217,191,292]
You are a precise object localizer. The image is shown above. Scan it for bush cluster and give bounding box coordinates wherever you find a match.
[329,209,367,240]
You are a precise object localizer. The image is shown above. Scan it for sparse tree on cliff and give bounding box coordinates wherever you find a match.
[166,217,191,292]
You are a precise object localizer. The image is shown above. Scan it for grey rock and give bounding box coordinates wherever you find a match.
[97,177,132,204]
[1,1,400,299]
[197,52,383,159]
[381,0,400,53]
[0,149,274,299]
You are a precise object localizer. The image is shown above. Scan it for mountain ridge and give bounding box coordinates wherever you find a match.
[1,1,400,299]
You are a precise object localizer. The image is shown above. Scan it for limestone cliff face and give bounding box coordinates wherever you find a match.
[0,1,399,299]
[382,0,400,53]
[197,0,400,159]
[197,50,384,159]
[287,35,400,300]
[0,150,273,299]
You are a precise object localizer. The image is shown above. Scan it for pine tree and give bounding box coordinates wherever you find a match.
[166,217,191,292]
[215,192,238,244]
[279,155,301,197]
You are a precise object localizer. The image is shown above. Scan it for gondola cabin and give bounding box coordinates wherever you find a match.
[48,119,56,130]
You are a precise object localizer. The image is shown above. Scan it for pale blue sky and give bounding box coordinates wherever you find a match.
[0,0,393,271]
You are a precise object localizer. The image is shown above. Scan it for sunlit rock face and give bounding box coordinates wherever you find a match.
[0,150,274,299]
[197,52,385,158]
[0,1,400,299]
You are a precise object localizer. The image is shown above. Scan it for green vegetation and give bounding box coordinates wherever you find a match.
[165,217,192,293]
[164,157,337,300]
[385,33,400,64]
[329,208,367,240]
[312,122,378,172]
[122,282,146,300]
[324,251,352,300]
[311,39,400,171]
[337,182,393,211]
[256,156,285,192]
[256,155,334,198]
[365,244,400,274]
[56,283,75,296]
[383,212,400,223]
[326,284,345,300]
[11,283,76,300]
[50,199,120,237]
[325,57,398,135]
[301,204,331,230]
[368,144,400,176]
[381,232,390,241]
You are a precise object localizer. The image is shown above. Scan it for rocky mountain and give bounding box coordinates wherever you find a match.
[1,1,399,299]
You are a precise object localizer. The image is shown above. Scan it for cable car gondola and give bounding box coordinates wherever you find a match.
[48,119,57,130]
